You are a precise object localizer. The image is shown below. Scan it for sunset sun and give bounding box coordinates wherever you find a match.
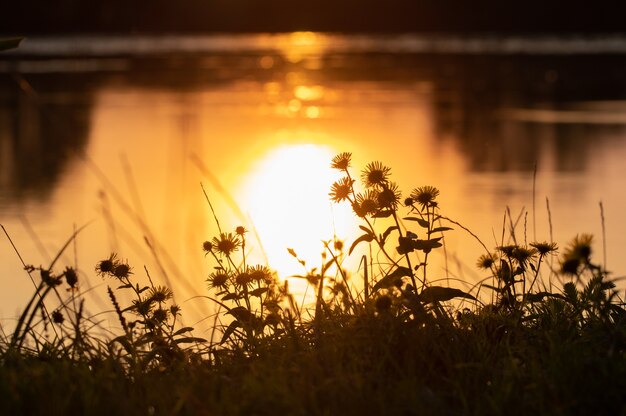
[237,144,356,279]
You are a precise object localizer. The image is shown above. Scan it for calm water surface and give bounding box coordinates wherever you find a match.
[2,33,626,326]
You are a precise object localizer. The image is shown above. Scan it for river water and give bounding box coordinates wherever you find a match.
[1,33,626,327]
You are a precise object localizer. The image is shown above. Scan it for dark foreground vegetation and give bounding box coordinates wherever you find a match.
[2,153,625,415]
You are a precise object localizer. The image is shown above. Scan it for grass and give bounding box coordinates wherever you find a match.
[1,152,626,415]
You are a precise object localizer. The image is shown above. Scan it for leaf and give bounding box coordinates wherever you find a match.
[249,287,269,297]
[111,335,132,353]
[412,239,443,252]
[482,284,502,293]
[525,292,564,303]
[372,210,393,218]
[0,38,23,52]
[221,293,239,301]
[359,225,373,234]
[287,248,297,258]
[430,226,453,233]
[117,283,133,289]
[174,336,207,344]
[380,225,398,244]
[227,306,252,322]
[349,232,375,255]
[403,217,430,228]
[372,266,412,292]
[397,236,415,255]
[173,326,195,336]
[220,320,240,344]
[321,259,334,275]
[419,286,477,303]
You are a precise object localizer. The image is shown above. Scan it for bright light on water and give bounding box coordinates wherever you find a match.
[237,144,356,279]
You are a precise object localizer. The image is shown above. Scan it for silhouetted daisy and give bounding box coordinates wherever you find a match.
[361,161,391,187]
[329,177,354,203]
[151,308,168,323]
[377,182,401,209]
[248,265,274,283]
[410,186,440,209]
[235,271,252,287]
[148,285,173,303]
[353,189,379,217]
[530,241,558,256]
[96,253,119,276]
[561,234,593,274]
[207,271,230,289]
[476,253,497,270]
[330,152,352,170]
[211,232,241,256]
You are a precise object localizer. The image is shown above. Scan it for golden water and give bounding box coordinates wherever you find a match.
[2,33,626,329]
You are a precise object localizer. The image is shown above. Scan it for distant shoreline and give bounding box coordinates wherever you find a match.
[4,33,626,58]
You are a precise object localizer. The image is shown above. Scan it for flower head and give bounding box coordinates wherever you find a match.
[377,182,401,209]
[560,234,593,275]
[248,265,274,283]
[563,234,593,262]
[329,177,354,203]
[361,161,391,188]
[96,253,119,276]
[151,308,168,323]
[330,152,352,170]
[476,253,497,270]
[202,241,213,253]
[64,267,78,288]
[530,241,558,256]
[353,189,379,218]
[207,271,230,289]
[235,271,252,287]
[211,232,241,257]
[52,310,64,324]
[410,186,440,209]
[148,285,173,303]
[114,263,132,279]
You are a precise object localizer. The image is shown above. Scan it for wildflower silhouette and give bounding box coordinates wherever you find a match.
[329,152,475,320]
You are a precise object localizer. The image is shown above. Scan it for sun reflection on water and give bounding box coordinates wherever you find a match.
[237,144,356,280]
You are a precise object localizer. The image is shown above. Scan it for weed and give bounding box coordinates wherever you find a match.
[1,152,625,415]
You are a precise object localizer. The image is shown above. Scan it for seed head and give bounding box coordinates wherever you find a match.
[64,267,78,288]
[114,263,131,279]
[96,253,119,276]
[52,310,64,324]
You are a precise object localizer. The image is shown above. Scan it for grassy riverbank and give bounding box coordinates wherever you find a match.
[2,153,625,415]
